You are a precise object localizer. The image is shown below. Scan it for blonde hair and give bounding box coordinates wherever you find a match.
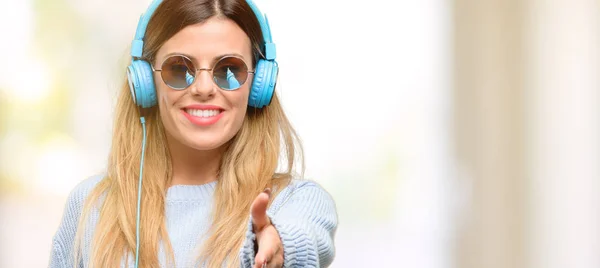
[73,0,303,267]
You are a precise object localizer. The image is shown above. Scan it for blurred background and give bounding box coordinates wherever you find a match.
[0,0,598,267]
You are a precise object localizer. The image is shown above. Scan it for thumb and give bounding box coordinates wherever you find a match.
[251,188,271,232]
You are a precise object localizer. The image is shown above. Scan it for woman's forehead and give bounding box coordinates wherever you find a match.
[157,17,252,65]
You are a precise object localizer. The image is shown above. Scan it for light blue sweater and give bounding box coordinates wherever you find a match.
[48,174,337,267]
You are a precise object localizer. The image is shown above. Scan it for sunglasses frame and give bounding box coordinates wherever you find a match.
[151,54,255,90]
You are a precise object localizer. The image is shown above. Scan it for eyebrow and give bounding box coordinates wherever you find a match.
[162,52,247,64]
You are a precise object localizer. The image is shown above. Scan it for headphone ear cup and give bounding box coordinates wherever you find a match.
[249,59,278,108]
[127,60,157,108]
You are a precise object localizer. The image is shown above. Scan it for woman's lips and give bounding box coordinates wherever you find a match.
[181,106,224,126]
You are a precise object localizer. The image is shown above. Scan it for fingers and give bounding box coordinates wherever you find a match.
[254,226,283,268]
[251,188,271,232]
[259,250,284,268]
[251,188,283,268]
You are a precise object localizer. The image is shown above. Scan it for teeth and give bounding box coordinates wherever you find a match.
[186,109,220,118]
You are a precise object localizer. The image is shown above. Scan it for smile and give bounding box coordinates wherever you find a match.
[185,109,221,118]
[182,108,224,126]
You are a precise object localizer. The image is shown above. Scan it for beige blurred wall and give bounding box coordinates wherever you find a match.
[454,0,528,267]
[453,0,600,268]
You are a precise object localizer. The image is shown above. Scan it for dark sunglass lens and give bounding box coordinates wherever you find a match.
[161,56,195,89]
[213,57,249,90]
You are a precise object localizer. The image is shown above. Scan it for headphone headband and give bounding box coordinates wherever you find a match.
[130,0,163,58]
[245,0,276,60]
[130,0,276,60]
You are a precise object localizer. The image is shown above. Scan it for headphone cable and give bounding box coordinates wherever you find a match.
[135,116,147,268]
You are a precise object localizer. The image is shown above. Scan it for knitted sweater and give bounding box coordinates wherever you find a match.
[48,174,337,267]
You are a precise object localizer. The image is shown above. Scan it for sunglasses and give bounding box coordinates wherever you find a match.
[151,54,254,91]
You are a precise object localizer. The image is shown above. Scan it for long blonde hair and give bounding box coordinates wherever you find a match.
[74,0,303,267]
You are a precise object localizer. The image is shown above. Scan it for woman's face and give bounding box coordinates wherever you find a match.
[154,17,253,151]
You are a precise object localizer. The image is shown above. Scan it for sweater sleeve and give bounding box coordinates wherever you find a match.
[48,175,103,268]
[240,181,338,268]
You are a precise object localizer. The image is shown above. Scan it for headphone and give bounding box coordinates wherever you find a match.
[127,1,278,267]
[126,0,278,109]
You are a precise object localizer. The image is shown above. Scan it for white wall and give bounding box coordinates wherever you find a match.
[265,1,454,267]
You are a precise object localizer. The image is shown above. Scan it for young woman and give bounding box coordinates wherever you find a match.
[48,0,337,267]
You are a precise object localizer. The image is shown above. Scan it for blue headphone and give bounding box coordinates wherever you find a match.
[126,0,278,109]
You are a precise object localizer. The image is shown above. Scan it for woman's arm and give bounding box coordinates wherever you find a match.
[241,181,338,268]
[48,175,103,268]
[49,187,83,268]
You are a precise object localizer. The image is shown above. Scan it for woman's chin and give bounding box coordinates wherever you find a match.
[183,138,228,152]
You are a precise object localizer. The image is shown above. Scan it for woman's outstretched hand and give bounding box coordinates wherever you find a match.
[251,188,284,268]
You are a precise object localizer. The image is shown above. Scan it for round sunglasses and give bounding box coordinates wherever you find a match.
[151,54,255,91]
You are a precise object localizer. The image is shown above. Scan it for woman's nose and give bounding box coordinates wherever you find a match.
[189,69,216,98]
